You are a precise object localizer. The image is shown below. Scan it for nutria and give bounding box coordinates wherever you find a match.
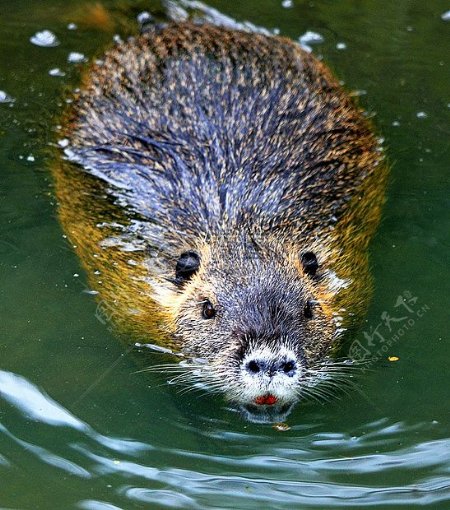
[55,22,387,422]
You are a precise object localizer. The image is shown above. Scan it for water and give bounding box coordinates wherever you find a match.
[1,0,449,508]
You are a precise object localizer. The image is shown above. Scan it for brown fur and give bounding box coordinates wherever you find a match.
[54,22,387,410]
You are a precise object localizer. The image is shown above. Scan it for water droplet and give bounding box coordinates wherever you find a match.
[282,0,293,8]
[58,138,69,148]
[137,11,152,25]
[0,90,15,103]
[26,154,35,162]
[273,422,291,432]
[299,31,324,46]
[135,343,174,354]
[441,10,450,21]
[49,68,66,77]
[336,42,347,50]
[30,30,60,47]
[350,89,367,97]
[416,111,427,119]
[67,23,78,30]
[82,289,99,295]
[68,52,87,64]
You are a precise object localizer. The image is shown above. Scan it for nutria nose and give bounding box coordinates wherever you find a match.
[245,358,297,377]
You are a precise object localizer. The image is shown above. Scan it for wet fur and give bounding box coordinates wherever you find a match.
[56,22,387,410]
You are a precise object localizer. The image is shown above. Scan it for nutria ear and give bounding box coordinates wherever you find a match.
[300,251,319,277]
[175,251,200,283]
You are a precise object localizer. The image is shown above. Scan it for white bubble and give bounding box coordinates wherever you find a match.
[58,138,70,148]
[135,342,174,354]
[26,155,35,162]
[0,90,15,103]
[68,52,87,64]
[416,111,427,119]
[336,42,347,50]
[137,11,152,24]
[299,30,324,46]
[67,23,78,30]
[282,0,293,8]
[30,30,60,47]
[82,289,99,295]
[49,68,66,77]
[441,10,450,21]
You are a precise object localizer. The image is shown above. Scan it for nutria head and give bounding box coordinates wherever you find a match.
[151,233,343,422]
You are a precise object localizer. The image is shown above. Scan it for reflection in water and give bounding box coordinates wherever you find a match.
[239,402,295,424]
[0,370,449,507]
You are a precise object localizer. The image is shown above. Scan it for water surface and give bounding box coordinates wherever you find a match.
[0,0,449,508]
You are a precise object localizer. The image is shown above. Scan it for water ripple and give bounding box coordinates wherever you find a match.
[0,371,449,507]
[0,370,153,456]
[78,501,124,510]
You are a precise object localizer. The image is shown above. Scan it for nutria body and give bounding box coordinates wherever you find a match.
[56,22,387,422]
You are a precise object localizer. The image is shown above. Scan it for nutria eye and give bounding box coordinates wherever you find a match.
[301,251,319,277]
[202,300,216,319]
[175,251,200,283]
[304,300,314,319]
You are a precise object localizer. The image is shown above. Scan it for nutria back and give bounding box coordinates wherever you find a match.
[57,22,387,422]
[66,23,383,241]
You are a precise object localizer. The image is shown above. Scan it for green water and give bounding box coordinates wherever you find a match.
[1,0,449,508]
